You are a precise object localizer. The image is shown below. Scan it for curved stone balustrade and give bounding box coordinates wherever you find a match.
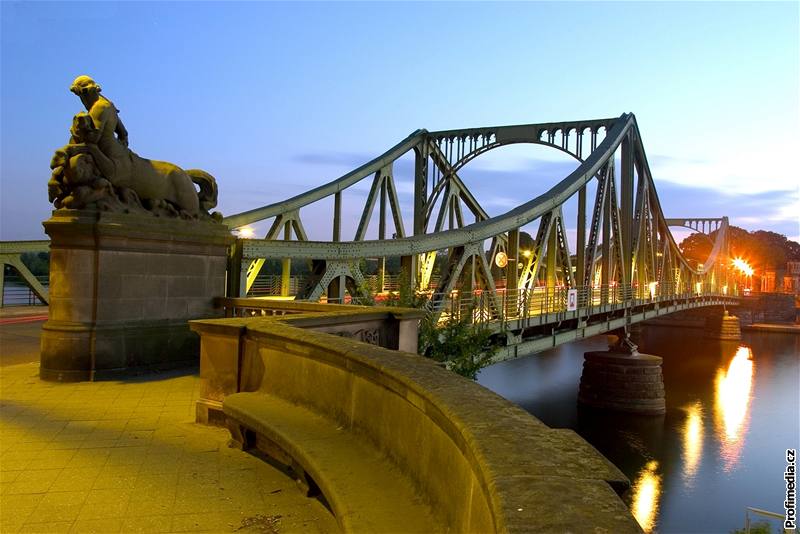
[191,308,643,533]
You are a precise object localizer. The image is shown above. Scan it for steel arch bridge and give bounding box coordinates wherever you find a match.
[222,113,737,358]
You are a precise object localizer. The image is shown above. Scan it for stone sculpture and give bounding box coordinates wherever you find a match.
[48,75,220,220]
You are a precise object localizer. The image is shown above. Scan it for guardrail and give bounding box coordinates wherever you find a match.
[2,273,49,307]
[744,506,790,533]
[225,282,739,328]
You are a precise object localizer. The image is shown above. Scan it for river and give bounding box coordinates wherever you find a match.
[478,326,799,533]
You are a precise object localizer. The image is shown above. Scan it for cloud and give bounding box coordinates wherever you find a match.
[647,137,799,198]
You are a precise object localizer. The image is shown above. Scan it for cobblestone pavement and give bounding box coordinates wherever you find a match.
[0,315,339,533]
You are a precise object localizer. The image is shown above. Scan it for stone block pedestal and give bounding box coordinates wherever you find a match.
[40,210,234,381]
[578,351,666,415]
[705,310,741,340]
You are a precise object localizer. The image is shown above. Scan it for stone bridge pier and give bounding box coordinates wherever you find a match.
[578,332,666,415]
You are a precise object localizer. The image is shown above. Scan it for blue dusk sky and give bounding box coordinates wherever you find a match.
[1,1,798,245]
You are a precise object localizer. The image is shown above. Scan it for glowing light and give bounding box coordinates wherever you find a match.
[521,250,532,258]
[237,226,255,238]
[732,258,753,276]
[695,282,702,293]
[713,346,754,471]
[722,285,728,295]
[630,460,662,533]
[648,281,657,299]
[681,402,704,487]
[495,251,508,268]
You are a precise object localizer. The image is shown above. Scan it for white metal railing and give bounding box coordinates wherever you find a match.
[1,273,48,307]
[744,506,790,533]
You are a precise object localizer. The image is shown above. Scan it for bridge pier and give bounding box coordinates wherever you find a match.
[705,310,741,340]
[578,336,666,415]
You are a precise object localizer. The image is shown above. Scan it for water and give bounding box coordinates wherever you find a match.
[2,280,48,306]
[478,326,800,533]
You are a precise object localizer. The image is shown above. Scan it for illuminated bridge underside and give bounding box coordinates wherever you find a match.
[226,113,735,357]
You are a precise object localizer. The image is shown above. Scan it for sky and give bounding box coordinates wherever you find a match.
[1,1,798,246]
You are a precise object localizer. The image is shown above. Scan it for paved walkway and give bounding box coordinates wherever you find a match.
[0,309,338,533]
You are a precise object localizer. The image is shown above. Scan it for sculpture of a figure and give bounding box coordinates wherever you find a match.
[49,75,219,219]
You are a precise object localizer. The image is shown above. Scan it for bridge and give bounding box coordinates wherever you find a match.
[220,113,738,358]
[2,113,739,359]
[0,112,745,533]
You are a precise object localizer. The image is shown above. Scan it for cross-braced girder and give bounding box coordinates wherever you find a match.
[224,113,733,324]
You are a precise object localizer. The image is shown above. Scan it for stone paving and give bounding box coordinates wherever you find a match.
[0,311,339,533]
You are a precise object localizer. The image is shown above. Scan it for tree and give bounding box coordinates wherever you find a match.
[384,274,498,380]
[680,226,800,271]
[20,252,49,277]
[418,312,497,380]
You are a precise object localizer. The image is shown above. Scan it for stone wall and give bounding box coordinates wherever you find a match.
[192,306,424,424]
[737,293,797,324]
[191,314,642,533]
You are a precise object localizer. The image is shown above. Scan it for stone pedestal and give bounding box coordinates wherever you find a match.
[578,351,666,415]
[40,210,234,381]
[705,311,741,340]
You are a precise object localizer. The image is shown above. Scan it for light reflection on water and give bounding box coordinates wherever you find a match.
[630,460,662,533]
[477,328,799,533]
[681,401,704,487]
[713,345,754,472]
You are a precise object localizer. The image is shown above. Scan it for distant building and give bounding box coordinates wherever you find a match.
[785,261,800,294]
[761,270,776,292]
[761,262,800,294]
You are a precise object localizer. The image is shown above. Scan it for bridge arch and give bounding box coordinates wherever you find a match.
[226,113,733,329]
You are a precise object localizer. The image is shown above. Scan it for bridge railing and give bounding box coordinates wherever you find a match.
[229,282,738,329]
[1,272,49,307]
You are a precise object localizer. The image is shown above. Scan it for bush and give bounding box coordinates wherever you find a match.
[730,520,772,534]
[418,312,497,380]
[382,273,498,380]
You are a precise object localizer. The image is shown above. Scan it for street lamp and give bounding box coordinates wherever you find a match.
[732,258,753,294]
[236,226,255,238]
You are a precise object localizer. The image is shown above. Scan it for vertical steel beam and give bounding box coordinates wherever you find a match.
[281,222,291,297]
[400,254,416,291]
[412,143,427,291]
[546,215,557,290]
[379,179,387,292]
[413,145,427,236]
[507,228,519,316]
[621,132,634,285]
[576,185,586,291]
[601,174,611,304]
[333,191,341,242]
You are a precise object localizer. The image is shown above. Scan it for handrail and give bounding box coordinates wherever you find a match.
[744,506,789,533]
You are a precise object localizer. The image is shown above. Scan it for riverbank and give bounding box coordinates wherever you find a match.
[644,319,799,334]
[742,322,800,334]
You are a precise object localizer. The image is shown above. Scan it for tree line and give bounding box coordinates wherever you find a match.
[680,226,800,271]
